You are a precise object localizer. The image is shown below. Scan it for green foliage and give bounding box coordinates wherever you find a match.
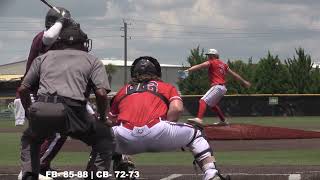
[105,64,118,87]
[254,52,290,93]
[310,67,320,93]
[179,46,319,95]
[226,58,255,94]
[285,48,314,93]
[105,64,117,75]
[177,46,210,95]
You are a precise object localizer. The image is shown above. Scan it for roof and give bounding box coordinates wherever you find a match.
[100,58,182,67]
[0,58,182,69]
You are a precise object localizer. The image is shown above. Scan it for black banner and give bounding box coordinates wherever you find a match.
[182,95,320,116]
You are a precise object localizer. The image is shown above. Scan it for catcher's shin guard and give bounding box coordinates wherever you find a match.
[112,154,137,180]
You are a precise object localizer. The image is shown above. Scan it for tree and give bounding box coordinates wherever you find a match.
[226,58,255,94]
[310,67,320,93]
[177,46,210,95]
[254,52,290,93]
[285,48,313,93]
[105,64,118,87]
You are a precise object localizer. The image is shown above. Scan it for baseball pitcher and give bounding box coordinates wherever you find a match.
[187,48,251,126]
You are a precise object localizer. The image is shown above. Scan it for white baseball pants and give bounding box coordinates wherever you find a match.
[112,120,212,162]
[201,85,227,107]
[13,96,35,126]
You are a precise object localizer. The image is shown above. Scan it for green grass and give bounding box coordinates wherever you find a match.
[1,132,320,166]
[1,116,320,167]
[1,116,320,130]
[6,150,320,166]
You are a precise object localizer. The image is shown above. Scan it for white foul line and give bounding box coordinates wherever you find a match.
[289,174,301,180]
[160,174,183,180]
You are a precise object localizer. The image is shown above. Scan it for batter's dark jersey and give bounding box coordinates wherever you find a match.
[16,31,47,98]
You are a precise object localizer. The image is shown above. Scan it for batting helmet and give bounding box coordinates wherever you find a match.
[45,7,71,29]
[131,56,162,78]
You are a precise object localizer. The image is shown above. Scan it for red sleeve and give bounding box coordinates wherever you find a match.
[108,86,127,118]
[168,85,182,102]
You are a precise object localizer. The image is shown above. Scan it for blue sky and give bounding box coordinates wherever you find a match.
[0,0,319,65]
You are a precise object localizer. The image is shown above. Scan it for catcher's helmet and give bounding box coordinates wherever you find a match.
[131,56,162,78]
[45,7,71,29]
[54,23,92,52]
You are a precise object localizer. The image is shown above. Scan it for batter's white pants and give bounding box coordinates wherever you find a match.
[201,85,227,107]
[14,98,25,126]
[112,120,212,162]
[13,96,35,126]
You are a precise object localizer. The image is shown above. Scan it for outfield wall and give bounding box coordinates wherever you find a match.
[182,94,320,117]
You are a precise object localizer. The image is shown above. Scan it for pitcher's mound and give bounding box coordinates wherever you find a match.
[204,124,320,140]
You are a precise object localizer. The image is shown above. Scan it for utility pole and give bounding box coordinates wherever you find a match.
[122,19,128,85]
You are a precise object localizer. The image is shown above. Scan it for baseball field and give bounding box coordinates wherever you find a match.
[0,116,320,180]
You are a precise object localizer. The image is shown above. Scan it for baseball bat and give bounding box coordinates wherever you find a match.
[40,0,78,25]
[40,0,61,14]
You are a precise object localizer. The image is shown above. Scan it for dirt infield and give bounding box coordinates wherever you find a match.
[205,124,320,140]
[1,138,320,180]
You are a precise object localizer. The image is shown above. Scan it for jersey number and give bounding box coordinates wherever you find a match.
[127,81,158,95]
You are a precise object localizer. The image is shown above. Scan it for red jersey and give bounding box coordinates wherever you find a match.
[208,59,229,86]
[109,80,182,127]
[16,31,48,98]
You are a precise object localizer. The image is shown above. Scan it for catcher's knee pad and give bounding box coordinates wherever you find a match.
[187,128,213,162]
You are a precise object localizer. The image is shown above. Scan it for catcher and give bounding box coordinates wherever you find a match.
[102,56,229,180]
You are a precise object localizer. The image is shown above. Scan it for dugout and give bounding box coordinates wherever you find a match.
[182,94,320,116]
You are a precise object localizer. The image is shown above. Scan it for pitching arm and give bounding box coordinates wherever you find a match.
[186,61,210,73]
[227,68,251,88]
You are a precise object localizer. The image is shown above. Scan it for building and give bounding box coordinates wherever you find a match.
[0,59,183,95]
[101,58,182,91]
[312,61,320,68]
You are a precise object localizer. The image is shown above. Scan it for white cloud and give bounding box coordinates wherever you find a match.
[1,0,320,65]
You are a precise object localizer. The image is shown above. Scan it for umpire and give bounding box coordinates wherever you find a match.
[18,24,115,180]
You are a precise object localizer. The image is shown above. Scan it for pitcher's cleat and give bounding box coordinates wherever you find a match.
[213,120,229,126]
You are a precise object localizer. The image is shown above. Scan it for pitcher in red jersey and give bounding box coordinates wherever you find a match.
[186,49,251,126]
